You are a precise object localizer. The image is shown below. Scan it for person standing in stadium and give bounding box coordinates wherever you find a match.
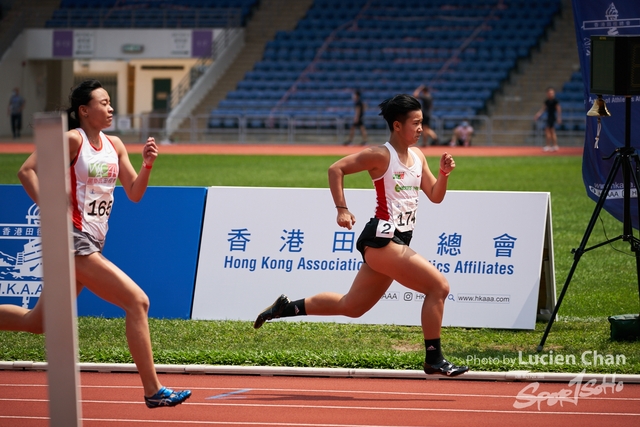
[343,89,368,145]
[0,80,191,408]
[413,85,439,146]
[7,87,25,139]
[534,87,562,152]
[255,94,468,377]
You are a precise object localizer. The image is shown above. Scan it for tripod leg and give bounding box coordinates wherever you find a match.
[537,154,623,352]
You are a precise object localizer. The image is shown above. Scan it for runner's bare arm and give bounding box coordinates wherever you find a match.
[17,130,83,204]
[421,151,455,203]
[328,146,389,229]
[17,152,38,203]
[114,136,157,202]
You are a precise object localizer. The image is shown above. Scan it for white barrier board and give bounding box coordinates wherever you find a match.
[192,187,554,330]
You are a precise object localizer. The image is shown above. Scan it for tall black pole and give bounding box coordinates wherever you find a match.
[623,96,632,240]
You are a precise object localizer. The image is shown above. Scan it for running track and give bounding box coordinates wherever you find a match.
[2,369,639,427]
[8,141,636,427]
[0,141,584,157]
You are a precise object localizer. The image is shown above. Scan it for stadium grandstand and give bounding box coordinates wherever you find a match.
[557,70,585,132]
[45,0,258,28]
[212,0,559,133]
[0,0,582,145]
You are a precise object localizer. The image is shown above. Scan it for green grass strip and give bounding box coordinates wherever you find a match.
[1,153,638,374]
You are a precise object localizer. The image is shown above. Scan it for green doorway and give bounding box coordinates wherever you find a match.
[152,78,171,112]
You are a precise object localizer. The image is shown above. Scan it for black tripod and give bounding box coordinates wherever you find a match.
[538,95,640,352]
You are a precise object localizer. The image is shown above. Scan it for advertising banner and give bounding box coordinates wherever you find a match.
[0,186,43,311]
[572,0,640,229]
[77,186,207,319]
[192,187,554,330]
[0,185,206,320]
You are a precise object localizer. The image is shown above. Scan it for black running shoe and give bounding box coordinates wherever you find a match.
[423,359,469,377]
[253,294,290,329]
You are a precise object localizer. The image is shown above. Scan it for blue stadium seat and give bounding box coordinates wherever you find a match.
[211,0,561,120]
[48,0,258,28]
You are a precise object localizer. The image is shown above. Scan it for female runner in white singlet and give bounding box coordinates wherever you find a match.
[254,94,468,377]
[1,80,191,408]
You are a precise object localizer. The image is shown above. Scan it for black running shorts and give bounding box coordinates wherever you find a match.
[356,218,413,262]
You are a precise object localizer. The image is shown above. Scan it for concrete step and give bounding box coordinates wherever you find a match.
[484,0,580,132]
[174,0,314,135]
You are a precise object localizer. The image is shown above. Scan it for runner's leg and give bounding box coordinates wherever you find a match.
[304,262,393,318]
[362,243,448,339]
[0,279,88,334]
[74,252,162,397]
[0,300,44,333]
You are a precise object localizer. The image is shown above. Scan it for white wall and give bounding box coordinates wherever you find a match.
[0,28,227,138]
[25,28,222,60]
[130,58,198,114]
[0,33,47,138]
[72,58,197,117]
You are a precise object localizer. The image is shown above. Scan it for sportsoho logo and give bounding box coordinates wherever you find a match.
[513,370,624,410]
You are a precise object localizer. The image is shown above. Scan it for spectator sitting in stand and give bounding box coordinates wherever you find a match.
[449,121,473,147]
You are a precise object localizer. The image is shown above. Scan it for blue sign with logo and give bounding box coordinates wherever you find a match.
[0,186,43,310]
[572,0,640,229]
[0,185,207,320]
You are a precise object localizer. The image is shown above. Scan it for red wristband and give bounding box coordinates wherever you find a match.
[439,168,450,177]
[142,162,153,170]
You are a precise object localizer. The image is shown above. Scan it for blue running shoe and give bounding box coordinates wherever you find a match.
[145,387,192,408]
